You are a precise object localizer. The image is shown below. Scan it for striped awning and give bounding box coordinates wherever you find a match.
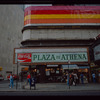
[47,65,58,67]
[79,66,90,69]
[24,5,100,26]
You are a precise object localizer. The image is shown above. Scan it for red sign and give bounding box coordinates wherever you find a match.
[17,53,31,62]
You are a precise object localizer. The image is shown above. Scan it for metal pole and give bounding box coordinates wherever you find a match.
[16,61,18,89]
[68,63,70,89]
[68,60,70,89]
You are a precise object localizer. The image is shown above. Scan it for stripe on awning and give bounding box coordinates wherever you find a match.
[62,64,79,69]
[79,66,90,69]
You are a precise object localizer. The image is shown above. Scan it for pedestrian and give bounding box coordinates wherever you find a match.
[20,72,23,82]
[9,74,14,88]
[92,73,96,83]
[30,76,36,90]
[67,73,69,86]
[27,73,31,85]
[70,73,74,85]
[73,73,78,86]
[80,73,84,84]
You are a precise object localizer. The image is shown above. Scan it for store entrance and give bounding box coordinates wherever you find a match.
[45,65,62,82]
[36,65,46,83]
[30,65,63,83]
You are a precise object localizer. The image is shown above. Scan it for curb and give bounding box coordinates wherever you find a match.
[0,89,100,92]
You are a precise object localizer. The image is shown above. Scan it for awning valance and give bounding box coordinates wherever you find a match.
[62,64,79,69]
[79,66,90,69]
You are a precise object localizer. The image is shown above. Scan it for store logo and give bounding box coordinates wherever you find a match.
[17,53,31,62]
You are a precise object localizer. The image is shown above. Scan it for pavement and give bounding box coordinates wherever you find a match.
[0,80,100,92]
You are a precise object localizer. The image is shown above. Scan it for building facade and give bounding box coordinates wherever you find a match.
[14,4,100,83]
[90,34,100,82]
[0,5,24,79]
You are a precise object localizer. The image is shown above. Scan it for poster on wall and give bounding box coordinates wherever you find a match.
[46,71,50,76]
[93,44,100,61]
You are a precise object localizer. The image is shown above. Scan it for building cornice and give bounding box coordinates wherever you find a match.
[21,39,95,47]
[22,25,100,33]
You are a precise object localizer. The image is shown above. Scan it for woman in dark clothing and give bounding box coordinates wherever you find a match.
[80,73,84,84]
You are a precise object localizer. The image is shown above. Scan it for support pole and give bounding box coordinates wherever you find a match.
[68,63,70,89]
[16,61,18,89]
[68,60,70,89]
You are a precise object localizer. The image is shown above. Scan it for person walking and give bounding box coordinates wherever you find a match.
[9,74,14,88]
[80,73,84,84]
[73,73,78,86]
[70,73,74,85]
[27,73,31,85]
[92,73,96,83]
[67,73,70,86]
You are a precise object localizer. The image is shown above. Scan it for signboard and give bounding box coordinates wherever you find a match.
[32,52,88,63]
[17,53,31,62]
[14,47,89,64]
[93,44,100,61]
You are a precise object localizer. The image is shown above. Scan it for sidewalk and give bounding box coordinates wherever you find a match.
[25,83,100,91]
[0,81,100,92]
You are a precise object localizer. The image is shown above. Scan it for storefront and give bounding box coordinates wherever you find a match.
[16,4,100,83]
[14,47,90,83]
[91,35,100,83]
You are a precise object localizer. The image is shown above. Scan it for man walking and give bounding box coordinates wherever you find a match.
[92,73,96,83]
[80,73,84,84]
[27,73,31,85]
[9,74,14,88]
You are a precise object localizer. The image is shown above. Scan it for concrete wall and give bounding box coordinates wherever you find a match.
[0,5,24,79]
[23,28,100,41]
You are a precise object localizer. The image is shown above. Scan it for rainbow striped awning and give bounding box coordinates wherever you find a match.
[24,6,100,26]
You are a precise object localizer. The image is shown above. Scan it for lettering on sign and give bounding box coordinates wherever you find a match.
[32,53,88,63]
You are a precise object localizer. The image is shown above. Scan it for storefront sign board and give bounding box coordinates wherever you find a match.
[14,47,89,64]
[32,52,88,63]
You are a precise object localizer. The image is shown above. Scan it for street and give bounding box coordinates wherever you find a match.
[0,91,100,96]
